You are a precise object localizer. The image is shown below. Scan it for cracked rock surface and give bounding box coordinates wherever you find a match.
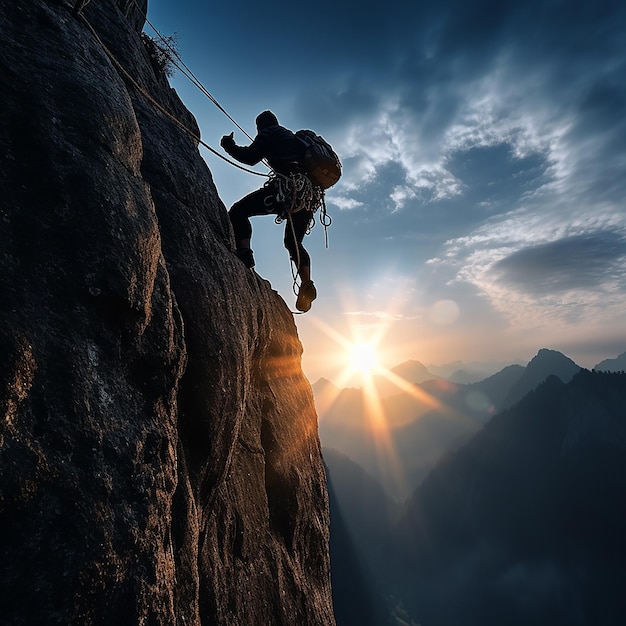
[0,1,334,624]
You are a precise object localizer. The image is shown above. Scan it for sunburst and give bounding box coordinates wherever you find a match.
[306,292,466,497]
[347,340,381,381]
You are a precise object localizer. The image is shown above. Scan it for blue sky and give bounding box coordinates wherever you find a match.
[146,0,626,383]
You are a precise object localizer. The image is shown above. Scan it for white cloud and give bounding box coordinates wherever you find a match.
[390,185,417,211]
[330,195,364,211]
[430,214,626,329]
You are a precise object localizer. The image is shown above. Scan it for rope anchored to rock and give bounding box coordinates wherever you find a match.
[73,6,268,178]
[73,0,332,303]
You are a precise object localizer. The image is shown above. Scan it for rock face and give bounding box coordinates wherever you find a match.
[0,1,335,624]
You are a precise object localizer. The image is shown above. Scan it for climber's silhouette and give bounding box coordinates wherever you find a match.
[221,111,317,313]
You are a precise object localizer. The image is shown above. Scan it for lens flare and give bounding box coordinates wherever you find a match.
[305,285,473,498]
[429,299,460,325]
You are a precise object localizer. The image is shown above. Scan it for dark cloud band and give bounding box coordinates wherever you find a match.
[492,231,626,295]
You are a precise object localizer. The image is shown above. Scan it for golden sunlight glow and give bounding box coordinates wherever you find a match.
[347,341,380,377]
[307,290,473,499]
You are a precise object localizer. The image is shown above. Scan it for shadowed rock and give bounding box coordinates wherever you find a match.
[0,1,335,624]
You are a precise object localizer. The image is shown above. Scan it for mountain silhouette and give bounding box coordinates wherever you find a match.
[391,370,626,626]
[448,368,486,383]
[325,450,397,626]
[324,448,399,557]
[370,360,439,398]
[499,348,580,409]
[594,350,626,372]
[467,363,525,411]
[390,359,436,383]
[316,349,583,497]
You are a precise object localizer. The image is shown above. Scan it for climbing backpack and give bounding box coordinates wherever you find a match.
[295,129,342,189]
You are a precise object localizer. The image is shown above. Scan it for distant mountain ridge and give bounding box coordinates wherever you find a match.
[316,348,592,497]
[390,359,436,382]
[427,359,512,381]
[324,448,404,626]
[466,363,526,412]
[448,369,485,384]
[372,360,439,398]
[324,353,626,625]
[594,350,626,372]
[501,348,581,408]
[326,450,394,626]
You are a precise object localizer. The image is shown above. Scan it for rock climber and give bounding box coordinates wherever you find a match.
[221,110,317,313]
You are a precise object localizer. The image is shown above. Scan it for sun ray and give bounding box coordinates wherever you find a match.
[360,373,411,496]
[306,283,475,498]
[308,312,412,494]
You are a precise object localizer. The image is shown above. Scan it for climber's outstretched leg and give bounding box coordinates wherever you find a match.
[285,211,317,312]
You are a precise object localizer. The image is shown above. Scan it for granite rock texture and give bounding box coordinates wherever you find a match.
[0,1,334,624]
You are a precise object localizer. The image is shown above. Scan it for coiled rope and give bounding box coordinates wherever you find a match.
[266,172,332,295]
[272,172,323,217]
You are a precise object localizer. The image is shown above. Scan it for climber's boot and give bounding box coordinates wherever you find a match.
[296,280,317,312]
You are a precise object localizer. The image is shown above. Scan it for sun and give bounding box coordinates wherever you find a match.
[347,341,381,378]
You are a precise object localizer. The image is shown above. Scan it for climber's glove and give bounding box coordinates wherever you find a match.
[220,132,235,151]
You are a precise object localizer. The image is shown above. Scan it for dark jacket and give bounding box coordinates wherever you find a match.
[223,125,304,175]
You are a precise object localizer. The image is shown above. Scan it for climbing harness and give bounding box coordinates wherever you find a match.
[262,172,332,300]
[271,172,323,216]
[269,171,331,247]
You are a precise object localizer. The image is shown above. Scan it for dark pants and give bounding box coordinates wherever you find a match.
[228,182,312,268]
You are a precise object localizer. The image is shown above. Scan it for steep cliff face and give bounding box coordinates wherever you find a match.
[0,1,335,624]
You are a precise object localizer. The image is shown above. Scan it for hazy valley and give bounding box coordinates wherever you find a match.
[319,349,626,626]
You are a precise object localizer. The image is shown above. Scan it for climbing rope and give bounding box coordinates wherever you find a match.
[74,1,333,298]
[138,5,273,171]
[73,0,91,16]
[75,9,268,178]
[141,14,255,143]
